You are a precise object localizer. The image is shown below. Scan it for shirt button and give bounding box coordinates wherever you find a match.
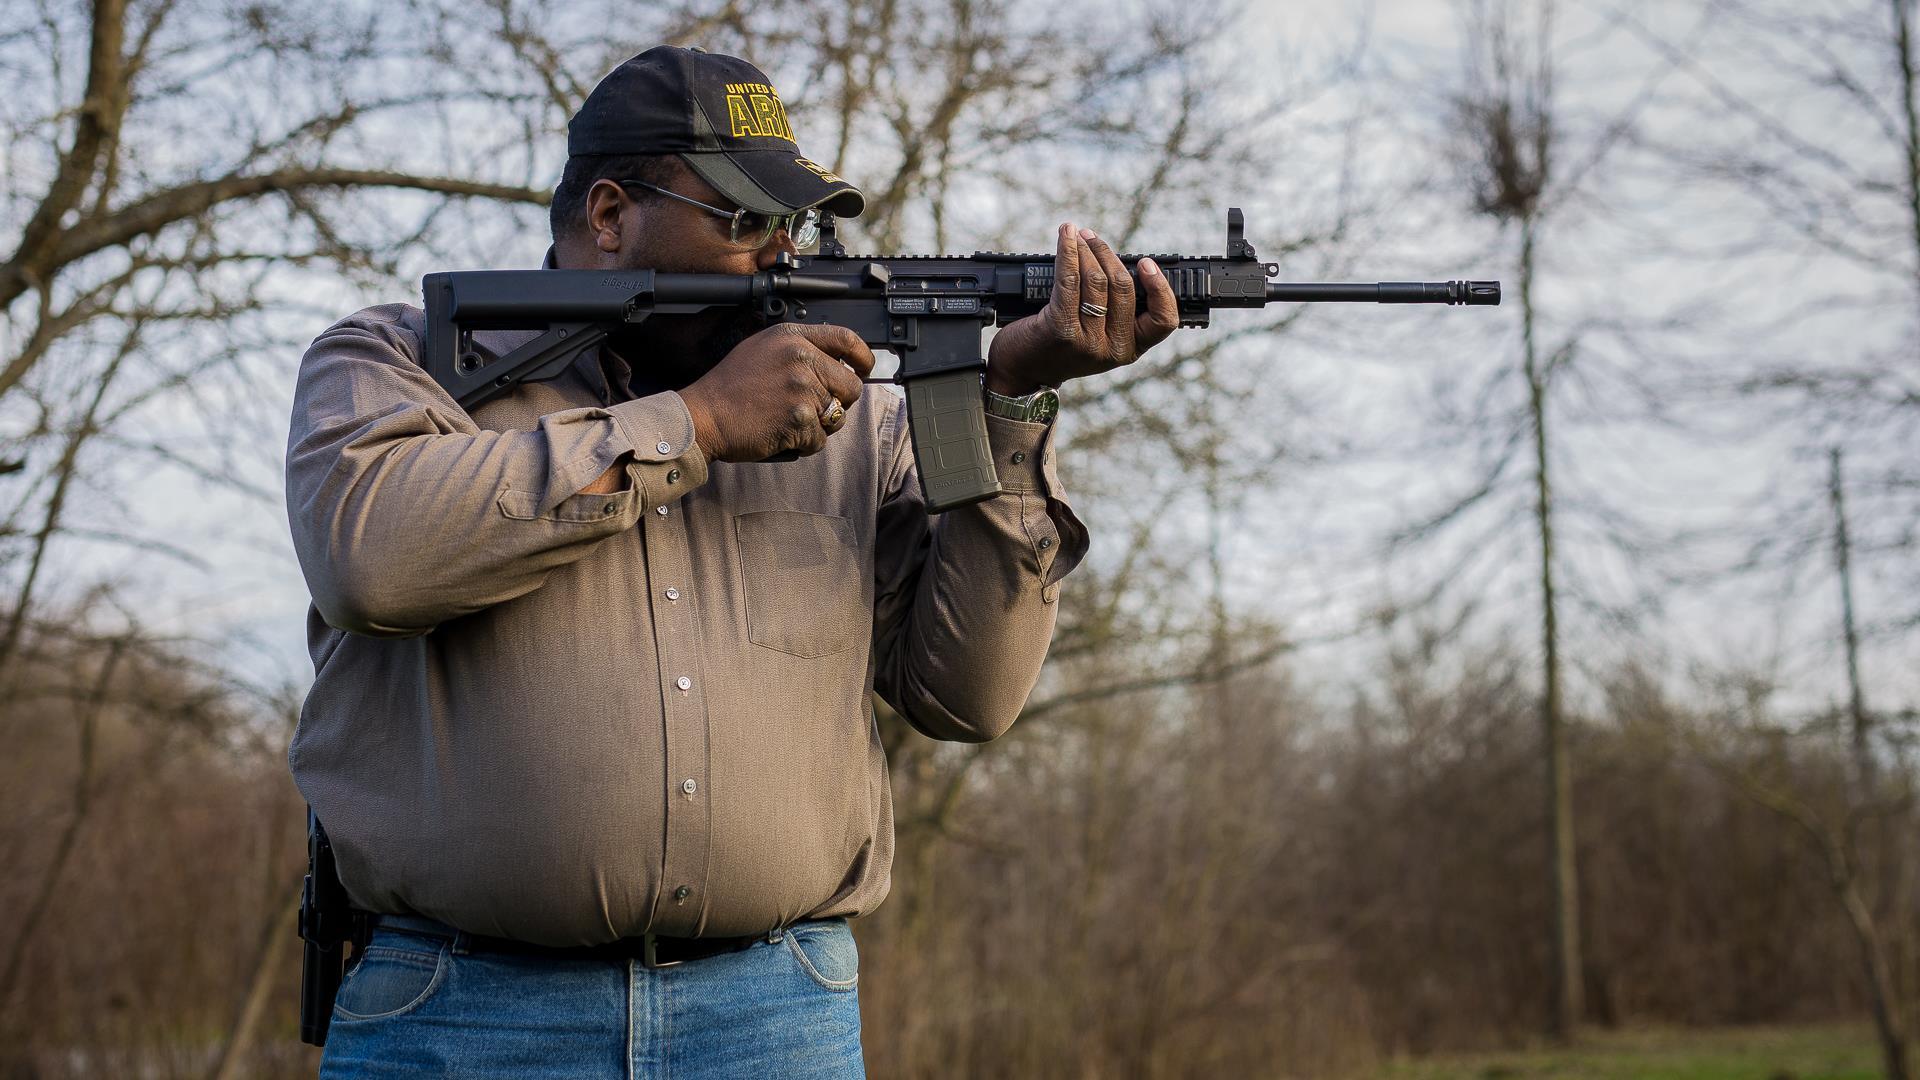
[602,501,616,514]
[656,505,669,516]
[1039,536,1054,550]
[674,885,691,903]
[656,440,673,455]
[676,675,692,691]
[667,468,681,484]
[1011,451,1026,464]
[682,778,698,795]
[664,587,681,601]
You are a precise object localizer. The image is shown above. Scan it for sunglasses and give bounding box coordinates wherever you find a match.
[617,179,821,251]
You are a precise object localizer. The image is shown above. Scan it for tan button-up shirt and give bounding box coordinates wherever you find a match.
[285,299,1087,945]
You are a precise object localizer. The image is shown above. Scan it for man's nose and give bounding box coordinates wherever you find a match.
[755,226,799,269]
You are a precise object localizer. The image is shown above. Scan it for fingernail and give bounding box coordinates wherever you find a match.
[1078,227,1097,241]
[1062,222,1075,234]
[1139,257,1159,276]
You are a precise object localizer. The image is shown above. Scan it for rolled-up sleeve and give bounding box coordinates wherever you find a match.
[870,393,1088,742]
[285,304,708,638]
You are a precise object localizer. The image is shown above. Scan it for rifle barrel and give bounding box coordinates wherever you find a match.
[1265,280,1501,305]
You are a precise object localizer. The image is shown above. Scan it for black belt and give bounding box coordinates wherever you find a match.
[370,914,762,970]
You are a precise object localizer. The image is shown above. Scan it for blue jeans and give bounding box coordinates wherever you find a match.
[319,918,865,1078]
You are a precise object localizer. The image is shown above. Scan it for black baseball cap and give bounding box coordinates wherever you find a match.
[568,45,866,219]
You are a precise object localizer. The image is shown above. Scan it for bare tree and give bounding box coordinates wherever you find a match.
[0,0,569,687]
[1455,0,1587,1038]
[1369,0,1708,1040]
[1682,661,1913,1080]
[1623,0,1920,641]
[1618,8,1920,1066]
[1400,0,1589,1037]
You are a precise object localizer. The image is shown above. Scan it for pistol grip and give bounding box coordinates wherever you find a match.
[904,370,1001,512]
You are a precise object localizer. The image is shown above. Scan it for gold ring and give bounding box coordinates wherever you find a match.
[821,399,847,429]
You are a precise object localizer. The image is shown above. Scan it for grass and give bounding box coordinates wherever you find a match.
[1380,1023,1883,1080]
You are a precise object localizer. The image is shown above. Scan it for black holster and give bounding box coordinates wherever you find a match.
[298,809,370,1047]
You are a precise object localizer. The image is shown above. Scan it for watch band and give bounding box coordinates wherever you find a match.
[982,384,1060,424]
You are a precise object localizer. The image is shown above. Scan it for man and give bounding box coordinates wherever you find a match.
[286,45,1178,1077]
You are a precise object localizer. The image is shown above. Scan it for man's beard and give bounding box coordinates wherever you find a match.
[604,307,770,394]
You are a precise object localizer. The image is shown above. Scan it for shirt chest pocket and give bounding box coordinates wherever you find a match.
[734,510,865,659]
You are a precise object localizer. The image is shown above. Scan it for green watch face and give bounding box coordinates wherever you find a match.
[1028,387,1059,423]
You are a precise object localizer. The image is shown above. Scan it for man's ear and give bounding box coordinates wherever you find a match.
[584,179,629,254]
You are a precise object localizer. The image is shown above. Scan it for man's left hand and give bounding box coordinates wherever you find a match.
[984,223,1181,397]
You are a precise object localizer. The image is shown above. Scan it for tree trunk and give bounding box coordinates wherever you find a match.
[1841,861,1911,1080]
[1890,0,1920,318]
[1827,444,1913,1079]
[1520,214,1583,1040]
[1828,447,1873,791]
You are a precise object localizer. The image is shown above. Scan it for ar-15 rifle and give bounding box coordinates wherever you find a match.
[422,209,1499,513]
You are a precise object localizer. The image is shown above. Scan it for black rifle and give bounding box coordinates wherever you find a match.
[298,811,368,1046]
[421,209,1499,513]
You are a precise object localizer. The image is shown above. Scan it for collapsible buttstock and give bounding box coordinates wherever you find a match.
[904,370,1001,512]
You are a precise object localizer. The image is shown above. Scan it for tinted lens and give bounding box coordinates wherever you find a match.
[731,210,778,247]
[729,209,820,249]
[791,210,820,250]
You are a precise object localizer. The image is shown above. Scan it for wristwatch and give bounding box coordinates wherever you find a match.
[982,384,1060,424]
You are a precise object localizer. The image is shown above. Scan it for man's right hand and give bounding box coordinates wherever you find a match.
[677,324,876,463]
